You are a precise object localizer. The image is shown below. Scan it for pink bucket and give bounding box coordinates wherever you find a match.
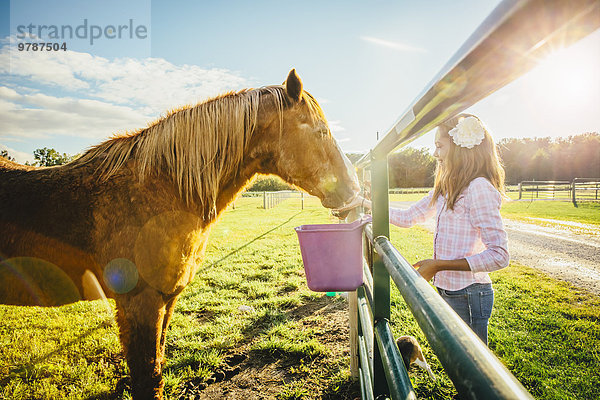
[294,216,371,292]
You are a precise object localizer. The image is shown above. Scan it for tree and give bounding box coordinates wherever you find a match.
[388,147,436,188]
[32,147,74,167]
[246,176,293,191]
[0,150,15,162]
[498,133,599,183]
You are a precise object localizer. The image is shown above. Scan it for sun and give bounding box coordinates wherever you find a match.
[527,42,600,108]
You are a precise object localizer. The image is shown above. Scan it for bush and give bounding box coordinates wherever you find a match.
[246,176,293,192]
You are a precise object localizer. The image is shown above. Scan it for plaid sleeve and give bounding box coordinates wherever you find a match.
[465,178,509,273]
[389,190,436,228]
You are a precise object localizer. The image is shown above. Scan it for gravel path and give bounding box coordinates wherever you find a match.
[390,201,600,296]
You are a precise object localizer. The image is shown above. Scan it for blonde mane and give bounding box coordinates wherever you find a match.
[72,85,323,217]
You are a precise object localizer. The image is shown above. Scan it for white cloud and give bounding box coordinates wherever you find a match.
[328,120,346,133]
[0,86,20,100]
[360,36,427,53]
[0,143,33,164]
[0,88,152,139]
[0,37,252,145]
[1,42,249,113]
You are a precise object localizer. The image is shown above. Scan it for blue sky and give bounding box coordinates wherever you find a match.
[1,0,599,163]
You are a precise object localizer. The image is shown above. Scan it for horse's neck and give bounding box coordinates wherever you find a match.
[212,158,262,219]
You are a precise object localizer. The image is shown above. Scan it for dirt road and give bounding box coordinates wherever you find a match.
[390,201,600,295]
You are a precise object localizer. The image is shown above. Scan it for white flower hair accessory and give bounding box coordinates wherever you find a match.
[448,116,486,149]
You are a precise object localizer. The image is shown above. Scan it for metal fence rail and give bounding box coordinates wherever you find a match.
[517,180,572,200]
[515,179,600,204]
[367,225,533,399]
[572,178,600,206]
[388,187,430,195]
[240,190,306,209]
[348,0,600,398]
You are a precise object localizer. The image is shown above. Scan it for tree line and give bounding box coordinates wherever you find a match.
[498,133,599,184]
[2,132,598,188]
[348,132,599,187]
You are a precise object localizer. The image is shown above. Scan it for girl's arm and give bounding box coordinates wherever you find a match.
[388,190,436,227]
[413,258,470,281]
[464,178,510,273]
[336,192,436,227]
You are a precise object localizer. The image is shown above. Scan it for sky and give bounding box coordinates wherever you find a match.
[0,0,599,163]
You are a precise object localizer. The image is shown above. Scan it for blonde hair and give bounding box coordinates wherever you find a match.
[431,113,505,210]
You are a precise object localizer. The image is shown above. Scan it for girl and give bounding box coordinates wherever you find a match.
[340,114,509,345]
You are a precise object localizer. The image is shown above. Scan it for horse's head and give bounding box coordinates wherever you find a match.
[254,70,360,213]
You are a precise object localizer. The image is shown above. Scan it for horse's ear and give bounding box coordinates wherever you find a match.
[284,69,303,102]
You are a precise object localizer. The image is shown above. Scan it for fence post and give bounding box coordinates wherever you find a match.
[572,179,577,207]
[518,182,522,200]
[371,154,390,397]
[301,192,304,210]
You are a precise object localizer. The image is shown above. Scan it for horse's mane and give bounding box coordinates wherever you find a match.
[71,85,324,216]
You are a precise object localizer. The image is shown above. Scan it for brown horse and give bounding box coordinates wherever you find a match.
[0,69,360,399]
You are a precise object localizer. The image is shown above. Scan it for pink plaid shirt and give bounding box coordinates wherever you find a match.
[390,177,509,291]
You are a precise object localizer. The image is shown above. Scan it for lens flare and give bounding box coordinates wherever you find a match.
[102,258,139,294]
[0,257,81,306]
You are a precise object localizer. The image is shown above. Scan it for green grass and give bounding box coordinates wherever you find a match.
[501,200,600,226]
[0,302,124,400]
[1,196,599,399]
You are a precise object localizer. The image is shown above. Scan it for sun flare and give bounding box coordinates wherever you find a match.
[529,45,600,107]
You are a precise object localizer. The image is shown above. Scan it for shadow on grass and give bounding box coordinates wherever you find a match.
[197,211,303,274]
[1,318,115,385]
[2,317,128,399]
[163,295,351,397]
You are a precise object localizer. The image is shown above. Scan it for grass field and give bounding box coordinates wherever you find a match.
[1,197,599,399]
[501,200,600,226]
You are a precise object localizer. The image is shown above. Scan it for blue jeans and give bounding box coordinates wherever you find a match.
[437,283,494,345]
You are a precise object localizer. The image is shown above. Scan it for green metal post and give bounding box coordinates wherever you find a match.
[370,154,390,397]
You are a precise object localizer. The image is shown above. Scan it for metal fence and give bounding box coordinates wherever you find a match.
[240,190,306,209]
[388,188,430,195]
[517,179,600,206]
[517,180,572,200]
[348,0,599,398]
[572,178,600,207]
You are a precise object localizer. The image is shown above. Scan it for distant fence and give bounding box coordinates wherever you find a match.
[388,187,430,195]
[572,178,600,207]
[241,190,306,209]
[517,180,571,201]
[517,178,600,206]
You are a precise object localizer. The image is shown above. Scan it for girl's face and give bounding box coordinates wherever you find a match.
[434,130,451,164]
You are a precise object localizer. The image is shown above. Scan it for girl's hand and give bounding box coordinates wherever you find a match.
[413,259,440,282]
[332,195,371,212]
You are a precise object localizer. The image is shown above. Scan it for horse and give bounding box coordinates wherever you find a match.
[0,69,360,399]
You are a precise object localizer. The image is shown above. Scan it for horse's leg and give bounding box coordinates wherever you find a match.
[116,286,168,400]
[158,294,179,365]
